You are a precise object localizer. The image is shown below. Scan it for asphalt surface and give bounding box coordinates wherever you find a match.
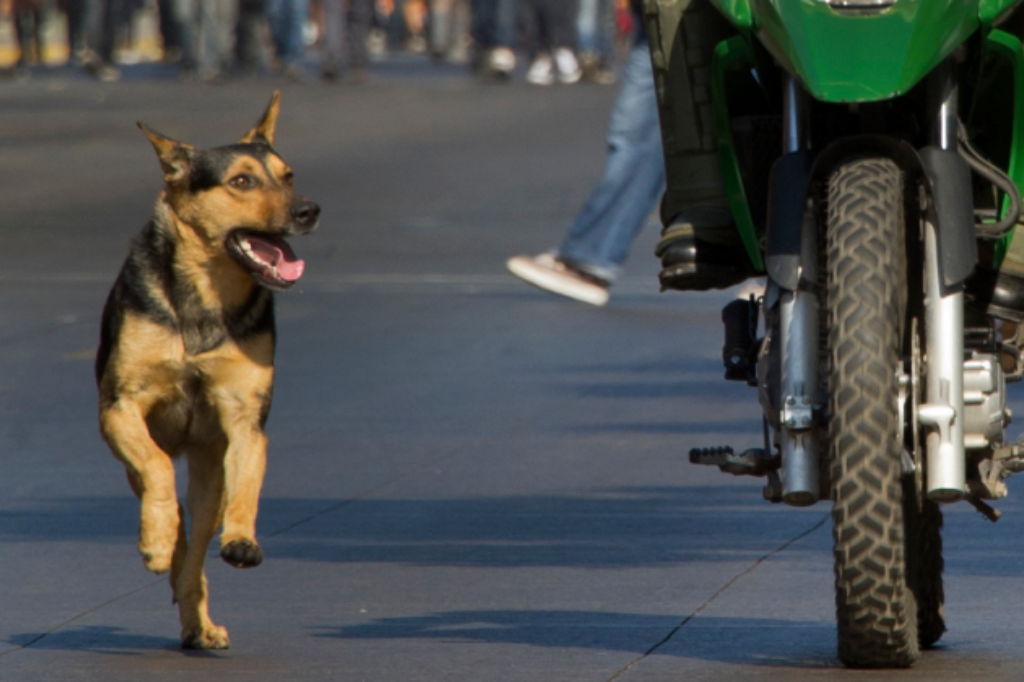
[3,58,1024,681]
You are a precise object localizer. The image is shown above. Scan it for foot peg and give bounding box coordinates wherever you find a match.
[689,446,779,477]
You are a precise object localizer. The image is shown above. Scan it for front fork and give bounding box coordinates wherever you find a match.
[921,62,967,501]
[773,66,969,505]
[777,76,820,506]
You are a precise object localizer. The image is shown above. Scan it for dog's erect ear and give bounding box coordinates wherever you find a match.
[138,123,195,185]
[239,91,280,146]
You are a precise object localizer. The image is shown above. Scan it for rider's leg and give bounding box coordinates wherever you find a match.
[643,0,752,290]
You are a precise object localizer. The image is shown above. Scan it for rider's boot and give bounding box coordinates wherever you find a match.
[643,0,751,290]
[655,214,754,291]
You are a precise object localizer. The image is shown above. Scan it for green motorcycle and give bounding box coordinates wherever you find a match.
[648,0,1024,668]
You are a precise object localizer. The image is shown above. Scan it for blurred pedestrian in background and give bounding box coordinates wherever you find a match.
[519,0,581,86]
[0,0,632,85]
[235,0,266,76]
[11,0,46,72]
[92,0,134,80]
[267,0,307,78]
[470,0,515,79]
[163,0,200,77]
[575,0,615,83]
[66,0,102,64]
[196,0,237,80]
[507,0,662,305]
[427,0,469,64]
[320,0,373,82]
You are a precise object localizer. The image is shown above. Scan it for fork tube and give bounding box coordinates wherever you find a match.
[783,75,808,154]
[922,60,966,501]
[778,75,819,506]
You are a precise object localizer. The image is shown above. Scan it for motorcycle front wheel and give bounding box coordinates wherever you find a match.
[825,157,921,668]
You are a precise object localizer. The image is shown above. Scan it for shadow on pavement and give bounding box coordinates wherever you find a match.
[569,420,763,435]
[5,625,182,655]
[0,487,822,568]
[263,486,826,568]
[315,611,840,669]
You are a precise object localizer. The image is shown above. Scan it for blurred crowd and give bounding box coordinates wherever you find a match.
[1,0,634,83]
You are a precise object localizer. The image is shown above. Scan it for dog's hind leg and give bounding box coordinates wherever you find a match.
[169,502,189,602]
[177,439,230,650]
[101,401,180,574]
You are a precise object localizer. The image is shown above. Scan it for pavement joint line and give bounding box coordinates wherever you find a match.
[604,513,830,682]
[0,577,164,659]
[263,447,474,540]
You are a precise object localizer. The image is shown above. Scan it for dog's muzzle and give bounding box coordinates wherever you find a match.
[291,201,320,234]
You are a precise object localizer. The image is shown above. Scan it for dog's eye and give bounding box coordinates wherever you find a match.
[282,172,294,187]
[229,175,257,190]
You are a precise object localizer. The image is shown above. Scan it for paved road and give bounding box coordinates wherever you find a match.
[2,61,1024,681]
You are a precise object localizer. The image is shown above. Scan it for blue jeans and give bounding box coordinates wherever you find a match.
[576,0,614,60]
[558,43,665,283]
[470,0,516,48]
[267,0,308,65]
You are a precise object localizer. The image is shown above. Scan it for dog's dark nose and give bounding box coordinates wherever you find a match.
[291,201,320,229]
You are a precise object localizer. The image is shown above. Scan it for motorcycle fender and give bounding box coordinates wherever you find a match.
[765,151,810,292]
[804,136,977,290]
[919,147,979,288]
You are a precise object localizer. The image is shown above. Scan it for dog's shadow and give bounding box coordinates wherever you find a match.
[6,626,212,656]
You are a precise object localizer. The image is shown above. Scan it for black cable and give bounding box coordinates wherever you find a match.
[958,121,1021,239]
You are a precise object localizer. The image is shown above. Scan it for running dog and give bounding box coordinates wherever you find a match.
[96,92,319,649]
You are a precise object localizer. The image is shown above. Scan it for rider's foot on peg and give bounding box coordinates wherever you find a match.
[655,221,754,292]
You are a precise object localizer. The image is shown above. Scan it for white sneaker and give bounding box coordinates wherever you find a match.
[526,54,554,86]
[554,48,581,84]
[507,253,610,306]
[488,46,516,75]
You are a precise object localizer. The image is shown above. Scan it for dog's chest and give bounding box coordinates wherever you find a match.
[144,360,230,454]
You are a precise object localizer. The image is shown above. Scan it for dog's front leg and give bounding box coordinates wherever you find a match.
[100,399,181,574]
[201,349,273,569]
[218,414,267,568]
[178,441,230,650]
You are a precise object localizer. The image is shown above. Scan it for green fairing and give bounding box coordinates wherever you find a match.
[723,0,980,103]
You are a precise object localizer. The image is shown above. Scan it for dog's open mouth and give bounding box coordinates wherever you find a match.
[228,230,305,290]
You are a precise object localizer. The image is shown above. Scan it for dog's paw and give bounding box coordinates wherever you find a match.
[220,538,263,568]
[139,546,173,575]
[181,625,230,650]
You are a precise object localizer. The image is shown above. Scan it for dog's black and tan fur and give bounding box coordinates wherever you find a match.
[96,93,319,649]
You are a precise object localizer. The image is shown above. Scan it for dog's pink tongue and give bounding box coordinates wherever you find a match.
[249,236,305,282]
